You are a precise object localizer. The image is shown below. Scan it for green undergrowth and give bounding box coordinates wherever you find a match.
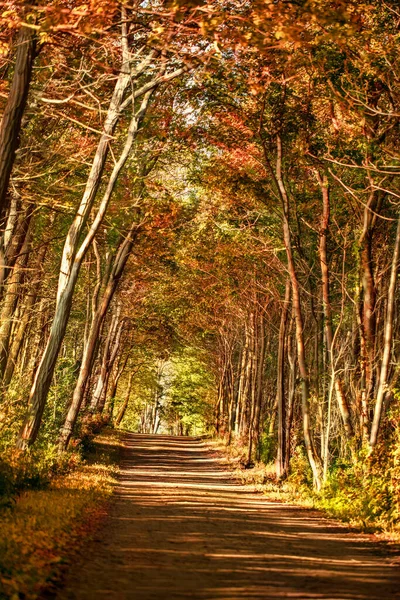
[315,447,400,536]
[0,414,111,507]
[211,433,400,540]
[0,426,122,600]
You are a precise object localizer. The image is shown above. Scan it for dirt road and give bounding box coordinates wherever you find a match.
[56,434,400,600]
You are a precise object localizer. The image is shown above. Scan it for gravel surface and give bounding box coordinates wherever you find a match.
[55,433,400,600]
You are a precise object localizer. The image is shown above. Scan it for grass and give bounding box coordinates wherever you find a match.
[0,428,122,600]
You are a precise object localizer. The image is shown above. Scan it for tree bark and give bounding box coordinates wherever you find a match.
[0,222,31,380]
[239,322,252,439]
[115,371,134,427]
[0,18,37,229]
[234,338,247,435]
[246,310,257,463]
[17,75,155,448]
[317,172,353,438]
[275,135,322,490]
[276,280,290,479]
[252,310,265,461]
[0,198,32,300]
[105,350,130,418]
[91,313,124,413]
[356,192,381,439]
[58,218,140,450]
[284,320,296,475]
[369,212,400,449]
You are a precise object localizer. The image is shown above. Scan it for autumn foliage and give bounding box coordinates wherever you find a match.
[0,0,399,573]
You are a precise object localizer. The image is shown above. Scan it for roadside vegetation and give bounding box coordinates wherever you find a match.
[212,418,400,538]
[0,427,121,599]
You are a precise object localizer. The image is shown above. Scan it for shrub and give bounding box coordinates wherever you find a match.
[0,429,120,599]
[257,431,275,464]
[71,413,110,456]
[0,446,81,506]
[287,445,313,490]
[316,441,400,531]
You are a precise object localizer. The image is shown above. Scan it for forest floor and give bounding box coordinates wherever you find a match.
[53,433,400,600]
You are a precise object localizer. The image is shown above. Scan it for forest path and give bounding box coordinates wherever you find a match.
[56,433,400,600]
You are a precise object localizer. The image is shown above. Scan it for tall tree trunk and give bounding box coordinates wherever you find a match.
[360,231,376,412]
[276,280,290,479]
[252,310,265,461]
[115,371,134,427]
[234,338,247,435]
[91,313,124,413]
[275,135,322,490]
[239,322,252,439]
[317,172,353,438]
[0,199,32,299]
[247,310,257,463]
[0,224,31,380]
[58,219,139,450]
[0,16,37,237]
[369,213,400,449]
[17,74,154,448]
[3,235,49,386]
[89,314,119,413]
[356,192,381,439]
[105,351,131,418]
[284,320,296,475]
[355,282,370,441]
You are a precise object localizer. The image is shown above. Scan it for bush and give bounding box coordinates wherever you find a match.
[0,446,80,506]
[0,429,120,599]
[71,413,110,456]
[287,445,313,491]
[257,431,275,464]
[316,441,400,531]
[0,411,111,506]
[0,458,14,506]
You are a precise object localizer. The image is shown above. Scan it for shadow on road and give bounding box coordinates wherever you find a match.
[56,433,400,600]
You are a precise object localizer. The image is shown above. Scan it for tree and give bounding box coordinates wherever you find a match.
[17,6,187,448]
